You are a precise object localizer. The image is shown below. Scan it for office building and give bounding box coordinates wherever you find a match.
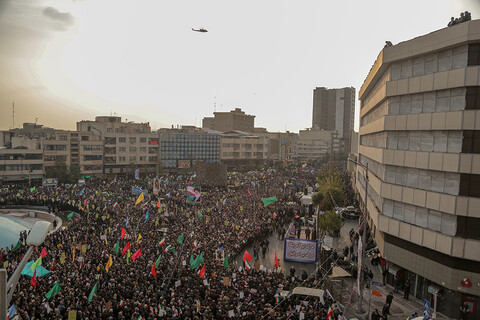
[202,108,255,133]
[357,20,480,318]
[312,87,355,152]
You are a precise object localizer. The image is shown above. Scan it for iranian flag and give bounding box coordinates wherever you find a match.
[244,260,252,271]
[198,264,205,279]
[113,202,118,208]
[151,263,157,278]
[159,237,165,246]
[121,242,131,255]
[243,249,252,263]
[193,240,198,249]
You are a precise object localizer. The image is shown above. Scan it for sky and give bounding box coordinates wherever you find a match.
[0,0,478,133]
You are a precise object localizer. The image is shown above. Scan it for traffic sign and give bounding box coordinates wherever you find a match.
[423,299,430,319]
[372,281,384,286]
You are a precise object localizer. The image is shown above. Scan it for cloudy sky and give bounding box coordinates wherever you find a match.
[0,0,478,132]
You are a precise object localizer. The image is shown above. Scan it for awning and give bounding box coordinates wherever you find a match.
[428,284,442,295]
[388,265,401,275]
[330,266,351,278]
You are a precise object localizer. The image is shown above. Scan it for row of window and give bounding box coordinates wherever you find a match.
[0,154,43,160]
[0,164,43,171]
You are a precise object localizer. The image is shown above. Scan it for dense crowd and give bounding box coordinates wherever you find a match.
[447,11,472,27]
[0,164,346,320]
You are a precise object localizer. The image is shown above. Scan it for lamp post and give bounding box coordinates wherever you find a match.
[0,221,51,320]
[348,158,368,314]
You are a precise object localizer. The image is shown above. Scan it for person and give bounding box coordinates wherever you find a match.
[382,302,390,320]
[465,11,471,21]
[305,227,310,240]
[404,279,411,300]
[459,12,466,22]
[371,308,381,320]
[394,275,400,293]
[382,268,387,285]
[386,292,393,306]
[290,265,296,278]
[460,302,469,320]
[448,17,456,27]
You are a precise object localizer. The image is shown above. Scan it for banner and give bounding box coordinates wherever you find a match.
[131,187,147,195]
[178,160,191,168]
[283,238,317,263]
[153,178,160,195]
[186,186,201,205]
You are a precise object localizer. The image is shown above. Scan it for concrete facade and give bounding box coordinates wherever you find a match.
[202,108,255,133]
[357,20,480,319]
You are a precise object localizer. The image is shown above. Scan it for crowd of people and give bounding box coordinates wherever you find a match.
[0,163,346,320]
[447,11,472,27]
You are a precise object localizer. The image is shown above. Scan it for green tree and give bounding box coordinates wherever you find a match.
[69,164,81,181]
[318,210,343,236]
[45,156,70,183]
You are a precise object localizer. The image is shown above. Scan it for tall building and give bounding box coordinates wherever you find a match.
[357,20,480,318]
[202,108,255,133]
[312,87,355,152]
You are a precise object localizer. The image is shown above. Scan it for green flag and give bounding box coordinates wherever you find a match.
[177,233,184,244]
[127,249,131,265]
[12,240,21,252]
[261,196,278,206]
[45,282,61,300]
[67,212,74,221]
[155,255,162,268]
[30,186,36,192]
[114,240,120,255]
[224,254,229,270]
[190,253,204,269]
[88,282,98,302]
[31,257,42,270]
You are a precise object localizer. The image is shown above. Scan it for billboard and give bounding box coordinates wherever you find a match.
[283,238,318,263]
[186,185,201,205]
[178,160,191,168]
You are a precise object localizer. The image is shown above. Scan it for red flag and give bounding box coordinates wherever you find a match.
[274,252,280,268]
[40,247,47,258]
[248,190,252,196]
[51,258,55,271]
[151,263,157,278]
[243,250,252,263]
[198,264,205,279]
[131,249,142,262]
[121,228,126,239]
[121,242,131,255]
[156,200,161,208]
[84,199,88,205]
[272,212,277,219]
[31,270,37,287]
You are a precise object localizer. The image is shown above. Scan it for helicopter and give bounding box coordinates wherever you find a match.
[192,28,208,33]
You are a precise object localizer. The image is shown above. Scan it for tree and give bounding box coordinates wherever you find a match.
[69,164,81,181]
[45,157,69,183]
[318,210,343,236]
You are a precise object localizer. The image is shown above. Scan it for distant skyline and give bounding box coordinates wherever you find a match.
[1,0,478,133]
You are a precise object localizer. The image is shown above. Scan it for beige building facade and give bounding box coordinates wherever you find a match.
[358,20,480,318]
[202,108,255,133]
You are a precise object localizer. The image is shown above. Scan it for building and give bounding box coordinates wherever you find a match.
[77,116,160,177]
[357,20,480,319]
[312,87,355,152]
[297,129,339,161]
[0,133,43,182]
[220,130,268,169]
[202,108,255,133]
[264,131,298,163]
[159,126,221,170]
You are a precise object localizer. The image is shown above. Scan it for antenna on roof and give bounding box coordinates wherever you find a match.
[12,102,15,129]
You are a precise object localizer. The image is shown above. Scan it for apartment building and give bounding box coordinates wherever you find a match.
[77,116,159,177]
[264,131,298,162]
[220,130,268,169]
[357,20,480,318]
[297,129,339,161]
[312,87,355,152]
[202,108,255,133]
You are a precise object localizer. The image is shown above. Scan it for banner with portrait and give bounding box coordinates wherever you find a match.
[186,185,201,205]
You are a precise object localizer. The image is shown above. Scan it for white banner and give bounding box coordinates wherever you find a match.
[283,238,318,263]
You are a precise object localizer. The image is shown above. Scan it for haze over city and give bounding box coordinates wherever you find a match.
[1,0,478,132]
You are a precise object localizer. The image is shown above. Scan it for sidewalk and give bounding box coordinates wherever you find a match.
[330,220,453,320]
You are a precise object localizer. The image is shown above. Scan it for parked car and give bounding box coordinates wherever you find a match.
[341,206,360,220]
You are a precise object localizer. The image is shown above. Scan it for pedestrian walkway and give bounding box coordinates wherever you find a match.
[329,220,453,320]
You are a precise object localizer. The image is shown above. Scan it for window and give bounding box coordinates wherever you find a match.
[84,165,102,171]
[105,137,116,144]
[81,136,89,141]
[139,156,146,161]
[119,137,126,143]
[457,216,480,240]
[466,87,480,110]
[129,147,136,152]
[129,156,136,162]
[59,135,67,141]
[140,147,147,152]
[149,156,157,162]
[129,137,136,144]
[459,173,480,198]
[467,43,480,66]
[83,145,102,151]
[119,156,126,162]
[44,145,67,151]
[140,137,146,143]
[119,147,126,152]
[84,155,102,161]
[462,131,480,153]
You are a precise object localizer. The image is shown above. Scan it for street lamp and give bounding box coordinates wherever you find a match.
[0,221,51,320]
[348,157,369,314]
